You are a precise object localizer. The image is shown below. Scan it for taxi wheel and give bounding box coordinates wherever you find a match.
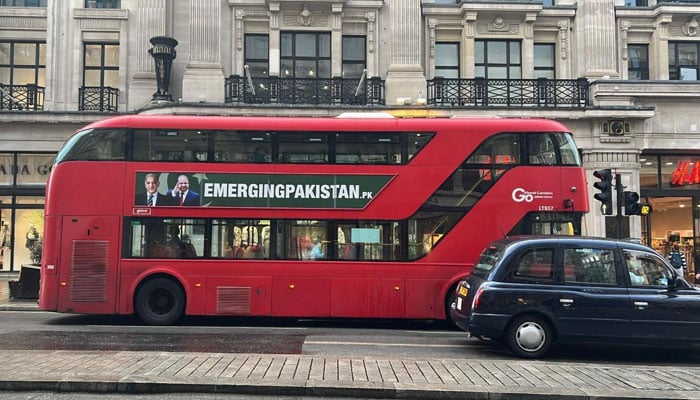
[135,277,185,326]
[505,315,553,359]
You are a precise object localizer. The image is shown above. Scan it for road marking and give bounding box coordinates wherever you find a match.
[305,340,466,348]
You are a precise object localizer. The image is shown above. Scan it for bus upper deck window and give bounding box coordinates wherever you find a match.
[55,129,127,163]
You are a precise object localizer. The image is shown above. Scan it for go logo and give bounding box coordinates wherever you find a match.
[512,188,534,203]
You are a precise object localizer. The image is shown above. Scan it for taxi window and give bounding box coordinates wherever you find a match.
[623,249,673,287]
[472,244,505,277]
[563,247,617,285]
[511,247,554,282]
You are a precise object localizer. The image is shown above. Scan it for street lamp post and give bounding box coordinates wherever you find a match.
[148,36,178,102]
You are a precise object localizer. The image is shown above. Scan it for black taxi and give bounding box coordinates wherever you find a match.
[450,236,700,358]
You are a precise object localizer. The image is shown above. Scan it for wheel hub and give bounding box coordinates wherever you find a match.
[516,322,544,351]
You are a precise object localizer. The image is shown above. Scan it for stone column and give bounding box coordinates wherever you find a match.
[329,3,342,77]
[574,0,618,78]
[653,14,672,80]
[461,12,477,78]
[557,20,570,79]
[181,0,224,102]
[582,150,641,238]
[384,0,426,105]
[521,12,537,79]
[269,2,280,77]
[366,11,377,78]
[129,0,167,108]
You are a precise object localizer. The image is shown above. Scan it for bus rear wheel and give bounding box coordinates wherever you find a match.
[444,284,460,330]
[135,277,185,326]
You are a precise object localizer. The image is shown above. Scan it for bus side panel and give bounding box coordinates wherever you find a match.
[403,279,442,319]
[56,215,120,314]
[205,276,271,316]
[271,277,330,317]
[39,215,62,311]
[330,278,404,318]
[560,167,590,213]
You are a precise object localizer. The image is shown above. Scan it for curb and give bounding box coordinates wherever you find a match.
[0,378,682,400]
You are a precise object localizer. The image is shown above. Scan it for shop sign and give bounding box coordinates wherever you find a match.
[671,160,700,186]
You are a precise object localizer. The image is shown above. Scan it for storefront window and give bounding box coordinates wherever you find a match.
[0,152,52,273]
[14,209,43,267]
[0,153,14,186]
[15,153,54,186]
[0,200,10,272]
[640,155,659,189]
[15,196,44,205]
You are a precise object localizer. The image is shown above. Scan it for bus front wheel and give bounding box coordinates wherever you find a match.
[135,277,185,326]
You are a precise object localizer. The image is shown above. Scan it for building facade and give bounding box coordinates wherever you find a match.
[0,0,699,277]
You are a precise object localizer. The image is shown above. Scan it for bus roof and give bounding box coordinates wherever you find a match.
[80,114,571,134]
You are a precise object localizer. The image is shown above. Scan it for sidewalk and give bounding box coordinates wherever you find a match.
[1,295,700,398]
[1,347,700,399]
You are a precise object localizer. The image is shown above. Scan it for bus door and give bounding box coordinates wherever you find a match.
[57,215,121,314]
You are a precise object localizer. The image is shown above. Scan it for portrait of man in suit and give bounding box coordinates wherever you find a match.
[134,173,176,206]
[167,174,201,206]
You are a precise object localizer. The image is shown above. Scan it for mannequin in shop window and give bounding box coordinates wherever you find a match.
[25,226,41,265]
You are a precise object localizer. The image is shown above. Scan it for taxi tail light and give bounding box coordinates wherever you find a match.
[471,287,485,311]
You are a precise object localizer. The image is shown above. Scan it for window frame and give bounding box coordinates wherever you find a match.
[82,42,119,89]
[0,40,46,86]
[342,35,366,78]
[534,43,555,79]
[475,39,522,79]
[435,42,460,79]
[0,0,46,6]
[85,0,120,8]
[280,31,331,79]
[669,41,700,81]
[244,34,269,78]
[628,44,649,80]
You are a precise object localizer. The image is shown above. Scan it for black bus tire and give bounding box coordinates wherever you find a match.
[444,284,460,330]
[134,277,185,326]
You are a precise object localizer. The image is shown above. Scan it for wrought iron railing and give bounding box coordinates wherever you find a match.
[0,84,44,111]
[427,77,589,108]
[78,86,119,112]
[225,75,385,106]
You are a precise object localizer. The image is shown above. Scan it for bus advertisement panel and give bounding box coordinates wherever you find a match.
[39,115,589,325]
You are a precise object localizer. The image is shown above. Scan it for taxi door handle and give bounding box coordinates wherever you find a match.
[634,301,648,310]
[559,298,574,307]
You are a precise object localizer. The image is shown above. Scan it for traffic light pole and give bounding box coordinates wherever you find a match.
[616,173,623,239]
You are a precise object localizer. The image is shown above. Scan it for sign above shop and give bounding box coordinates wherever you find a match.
[671,160,700,186]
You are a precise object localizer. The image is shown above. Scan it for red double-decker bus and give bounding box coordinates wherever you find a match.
[39,114,589,325]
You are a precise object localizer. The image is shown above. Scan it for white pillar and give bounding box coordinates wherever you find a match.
[181,0,225,103]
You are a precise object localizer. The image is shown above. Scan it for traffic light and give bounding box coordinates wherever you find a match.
[623,191,641,215]
[593,169,613,215]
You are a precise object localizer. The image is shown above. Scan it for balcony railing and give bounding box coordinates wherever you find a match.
[225,75,385,106]
[0,84,44,111]
[79,86,119,112]
[427,77,589,108]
